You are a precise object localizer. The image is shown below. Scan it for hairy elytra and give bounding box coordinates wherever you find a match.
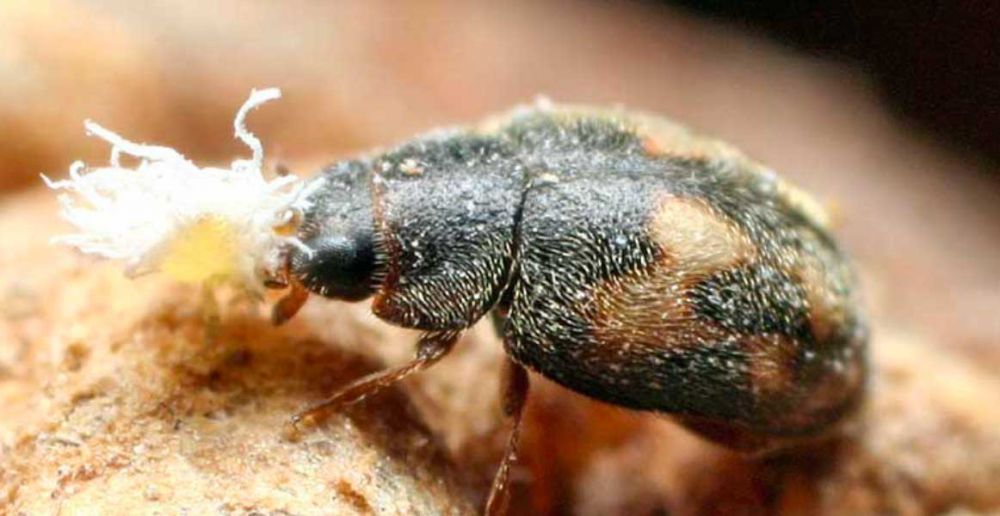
[274,104,868,514]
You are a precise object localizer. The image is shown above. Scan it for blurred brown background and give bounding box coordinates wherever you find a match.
[1,1,999,513]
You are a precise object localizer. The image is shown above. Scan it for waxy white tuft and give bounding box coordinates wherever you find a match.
[43,88,318,290]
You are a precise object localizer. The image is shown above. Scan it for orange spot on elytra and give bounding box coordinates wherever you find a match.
[650,195,754,273]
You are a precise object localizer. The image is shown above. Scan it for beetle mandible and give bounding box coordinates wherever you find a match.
[271,103,868,515]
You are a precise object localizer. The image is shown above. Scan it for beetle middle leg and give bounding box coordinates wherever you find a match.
[291,329,461,428]
[485,357,530,516]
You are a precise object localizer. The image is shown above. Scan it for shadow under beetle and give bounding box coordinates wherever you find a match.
[270,103,868,515]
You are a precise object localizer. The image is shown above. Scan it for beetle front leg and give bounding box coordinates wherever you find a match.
[271,273,310,326]
[291,329,461,429]
[485,359,529,516]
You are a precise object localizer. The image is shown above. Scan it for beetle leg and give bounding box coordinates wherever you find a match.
[291,330,461,428]
[201,281,221,345]
[485,359,529,516]
[271,278,309,325]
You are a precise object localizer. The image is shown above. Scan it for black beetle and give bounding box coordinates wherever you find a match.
[272,103,868,515]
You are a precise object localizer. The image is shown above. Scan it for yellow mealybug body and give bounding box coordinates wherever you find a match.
[161,217,242,284]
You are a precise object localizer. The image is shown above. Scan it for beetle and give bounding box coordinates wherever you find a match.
[270,103,868,515]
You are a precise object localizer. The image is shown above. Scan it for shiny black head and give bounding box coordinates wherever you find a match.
[289,160,380,301]
[292,231,377,301]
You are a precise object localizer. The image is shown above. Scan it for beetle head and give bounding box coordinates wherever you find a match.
[269,161,379,324]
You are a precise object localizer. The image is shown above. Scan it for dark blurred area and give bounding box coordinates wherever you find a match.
[668,0,1000,165]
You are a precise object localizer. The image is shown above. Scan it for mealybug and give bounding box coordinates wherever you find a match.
[273,104,868,515]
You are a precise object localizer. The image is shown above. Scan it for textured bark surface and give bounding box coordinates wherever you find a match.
[0,190,480,514]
